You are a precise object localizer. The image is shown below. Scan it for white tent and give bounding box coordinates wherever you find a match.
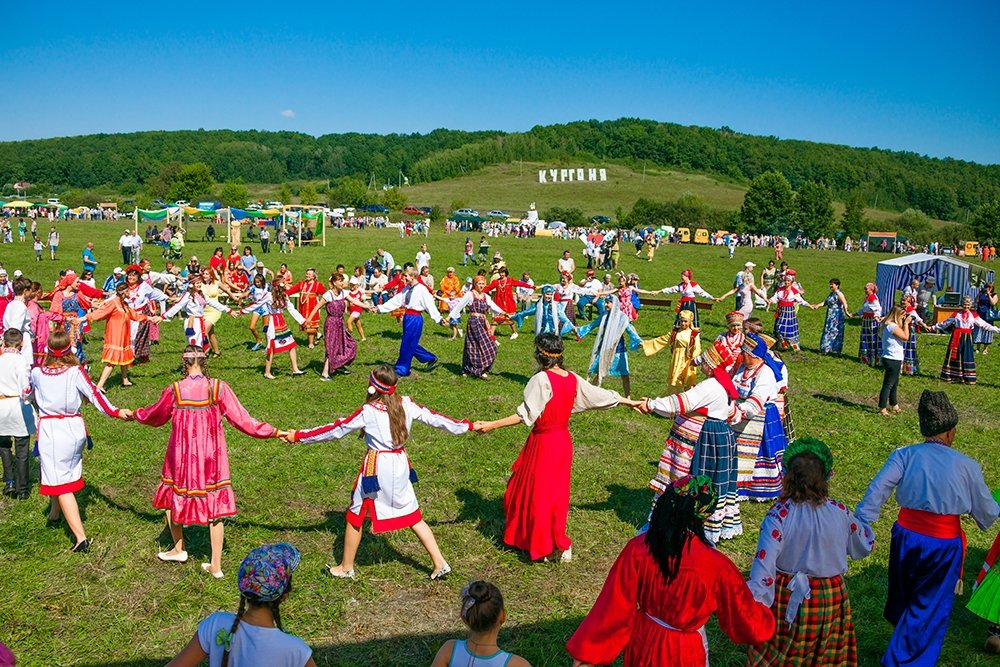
[875,253,993,310]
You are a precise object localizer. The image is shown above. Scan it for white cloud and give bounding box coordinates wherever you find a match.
[280,109,295,118]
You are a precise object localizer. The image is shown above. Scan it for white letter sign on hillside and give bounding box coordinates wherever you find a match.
[537,167,608,183]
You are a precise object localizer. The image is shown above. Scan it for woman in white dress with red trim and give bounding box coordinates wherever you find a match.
[287,365,472,580]
[237,282,306,379]
[30,330,128,552]
[162,274,230,350]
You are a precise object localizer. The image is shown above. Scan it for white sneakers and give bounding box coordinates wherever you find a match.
[510,332,519,340]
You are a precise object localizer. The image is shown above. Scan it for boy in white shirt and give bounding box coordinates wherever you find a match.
[0,329,34,499]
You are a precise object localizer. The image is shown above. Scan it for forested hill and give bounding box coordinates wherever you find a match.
[2,119,998,220]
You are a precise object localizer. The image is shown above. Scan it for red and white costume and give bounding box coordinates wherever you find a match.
[286,279,326,333]
[294,398,470,533]
[164,290,230,350]
[485,276,533,321]
[30,365,119,495]
[240,292,305,354]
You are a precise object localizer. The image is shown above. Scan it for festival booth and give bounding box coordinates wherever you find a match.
[875,252,994,323]
[866,231,898,252]
[283,205,327,247]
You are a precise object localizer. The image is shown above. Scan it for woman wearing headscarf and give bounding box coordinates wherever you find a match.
[856,282,883,367]
[931,295,1000,384]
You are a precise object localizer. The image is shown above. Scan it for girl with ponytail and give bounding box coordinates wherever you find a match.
[166,543,316,667]
[431,581,531,667]
[286,364,472,580]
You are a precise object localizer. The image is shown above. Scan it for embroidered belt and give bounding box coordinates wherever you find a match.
[948,328,972,360]
[403,309,422,316]
[862,313,875,318]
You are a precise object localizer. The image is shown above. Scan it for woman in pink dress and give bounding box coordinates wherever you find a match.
[131,345,285,578]
[474,333,639,562]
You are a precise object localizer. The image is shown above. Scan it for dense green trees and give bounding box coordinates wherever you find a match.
[1,120,997,222]
[381,188,407,211]
[972,200,1000,243]
[793,181,835,238]
[167,163,214,202]
[218,180,250,208]
[740,171,793,234]
[842,191,868,238]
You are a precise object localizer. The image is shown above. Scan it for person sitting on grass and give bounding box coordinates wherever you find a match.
[165,543,316,667]
[431,580,531,667]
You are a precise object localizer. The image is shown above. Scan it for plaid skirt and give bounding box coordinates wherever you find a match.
[941,330,977,383]
[462,315,498,377]
[748,572,858,667]
[132,321,151,362]
[858,317,882,367]
[653,416,740,542]
[774,305,800,346]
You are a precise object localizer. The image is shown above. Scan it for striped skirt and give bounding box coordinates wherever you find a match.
[747,573,858,667]
[858,317,882,367]
[775,391,796,443]
[941,330,976,383]
[735,403,787,501]
[902,332,920,375]
[266,313,297,354]
[651,416,740,542]
[774,305,800,348]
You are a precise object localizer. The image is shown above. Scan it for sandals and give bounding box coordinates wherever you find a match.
[430,563,451,580]
[324,565,355,579]
[201,563,225,579]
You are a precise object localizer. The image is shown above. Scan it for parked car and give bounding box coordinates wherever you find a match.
[454,208,479,216]
[265,201,283,209]
[592,215,610,224]
[247,203,263,211]
[361,204,389,213]
[488,210,510,219]
[417,206,432,215]
[174,200,189,207]
[402,206,424,215]
[46,197,61,205]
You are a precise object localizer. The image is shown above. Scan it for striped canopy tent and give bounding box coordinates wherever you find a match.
[875,252,994,311]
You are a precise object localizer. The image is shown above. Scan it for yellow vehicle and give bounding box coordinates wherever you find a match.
[965,241,981,257]
[677,227,691,243]
[694,228,710,244]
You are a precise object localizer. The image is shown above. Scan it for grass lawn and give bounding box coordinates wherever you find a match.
[0,222,997,666]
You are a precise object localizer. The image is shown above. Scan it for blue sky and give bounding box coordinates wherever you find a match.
[3,1,998,164]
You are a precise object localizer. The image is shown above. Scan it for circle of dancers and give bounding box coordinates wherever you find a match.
[1,246,999,667]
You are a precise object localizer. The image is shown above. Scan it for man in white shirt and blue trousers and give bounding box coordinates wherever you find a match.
[375,267,442,376]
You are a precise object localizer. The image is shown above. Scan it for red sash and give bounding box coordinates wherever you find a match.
[898,507,966,590]
[948,328,971,360]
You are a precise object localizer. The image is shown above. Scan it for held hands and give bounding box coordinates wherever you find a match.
[229,311,241,319]
[631,398,652,414]
[275,429,297,443]
[472,420,493,433]
[118,408,134,421]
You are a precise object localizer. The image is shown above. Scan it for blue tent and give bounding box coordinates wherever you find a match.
[875,253,993,310]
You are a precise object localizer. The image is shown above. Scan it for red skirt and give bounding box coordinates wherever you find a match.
[503,427,573,560]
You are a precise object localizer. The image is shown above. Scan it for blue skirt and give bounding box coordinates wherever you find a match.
[773,305,800,346]
[859,317,882,367]
[941,330,976,383]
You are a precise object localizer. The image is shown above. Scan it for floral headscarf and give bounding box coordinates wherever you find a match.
[237,543,301,602]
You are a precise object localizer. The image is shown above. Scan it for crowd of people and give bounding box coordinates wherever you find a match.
[0,230,999,667]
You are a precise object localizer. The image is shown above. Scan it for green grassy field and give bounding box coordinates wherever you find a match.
[0,223,997,666]
[251,161,928,227]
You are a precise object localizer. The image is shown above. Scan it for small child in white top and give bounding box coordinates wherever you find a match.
[431,581,531,667]
[435,290,464,340]
[166,543,315,667]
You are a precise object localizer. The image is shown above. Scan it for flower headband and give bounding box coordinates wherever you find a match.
[783,437,834,478]
[368,372,396,395]
[670,474,718,520]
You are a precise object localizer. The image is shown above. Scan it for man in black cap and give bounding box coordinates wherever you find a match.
[856,390,998,666]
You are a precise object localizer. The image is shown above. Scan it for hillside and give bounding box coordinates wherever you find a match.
[2,119,998,221]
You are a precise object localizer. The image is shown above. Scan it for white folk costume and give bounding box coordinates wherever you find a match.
[660,275,714,328]
[932,308,1000,384]
[731,334,788,502]
[294,397,470,532]
[646,343,742,543]
[856,394,999,667]
[857,289,883,367]
[769,282,808,351]
[164,290,231,350]
[125,280,167,363]
[1,298,34,367]
[748,493,876,666]
[240,292,305,355]
[30,364,120,495]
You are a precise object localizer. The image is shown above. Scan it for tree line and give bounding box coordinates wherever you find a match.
[1,119,998,225]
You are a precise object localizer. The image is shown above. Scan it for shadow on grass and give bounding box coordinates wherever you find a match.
[578,483,650,529]
[74,616,589,667]
[497,370,532,385]
[443,488,506,550]
[811,392,873,412]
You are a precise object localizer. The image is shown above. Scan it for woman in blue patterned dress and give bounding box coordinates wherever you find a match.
[819,279,850,354]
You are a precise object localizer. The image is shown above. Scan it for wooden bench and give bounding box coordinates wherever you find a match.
[638,296,714,313]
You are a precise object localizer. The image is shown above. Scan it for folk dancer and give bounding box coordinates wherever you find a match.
[656,269,714,328]
[286,268,325,348]
[566,476,775,667]
[642,309,700,390]
[374,266,442,377]
[931,295,1000,384]
[578,275,645,397]
[484,264,535,339]
[82,283,161,392]
[510,285,577,338]
[287,365,471,580]
[163,275,231,351]
[132,346,284,578]
[124,264,167,364]
[31,330,127,553]
[818,278,850,355]
[637,340,743,543]
[452,276,506,379]
[747,438,876,666]
[236,282,306,379]
[769,271,814,351]
[856,282,883,366]
[856,390,999,667]
[730,333,788,502]
[473,334,635,562]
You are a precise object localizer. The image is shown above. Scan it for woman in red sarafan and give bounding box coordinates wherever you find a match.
[474,333,639,562]
[484,264,535,339]
[286,267,326,348]
[566,475,775,667]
